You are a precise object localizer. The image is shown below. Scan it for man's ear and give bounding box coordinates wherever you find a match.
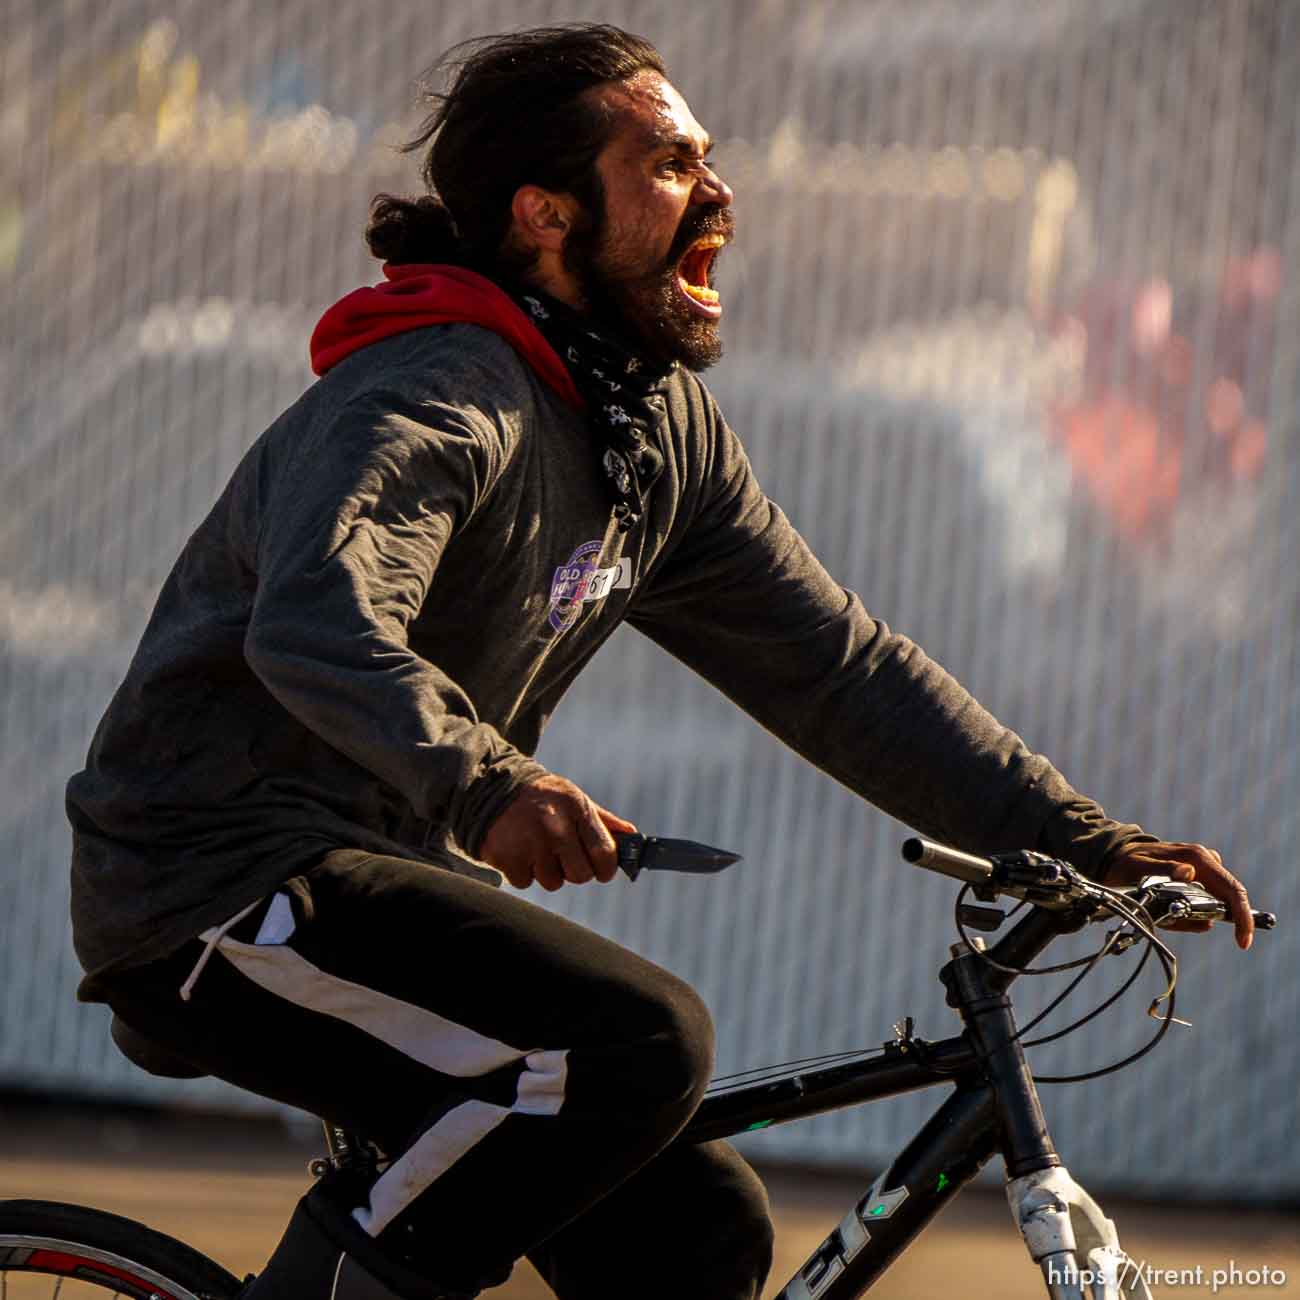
[510,185,577,253]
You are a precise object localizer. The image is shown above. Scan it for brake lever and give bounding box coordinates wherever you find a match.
[1113,875,1277,932]
[988,851,1092,907]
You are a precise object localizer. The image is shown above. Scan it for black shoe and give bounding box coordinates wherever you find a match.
[239,1190,480,1299]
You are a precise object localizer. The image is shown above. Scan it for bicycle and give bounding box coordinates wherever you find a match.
[0,839,1275,1299]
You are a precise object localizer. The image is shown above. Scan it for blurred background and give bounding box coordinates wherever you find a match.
[2,0,1297,1212]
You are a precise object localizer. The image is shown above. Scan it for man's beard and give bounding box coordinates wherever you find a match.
[566,206,735,372]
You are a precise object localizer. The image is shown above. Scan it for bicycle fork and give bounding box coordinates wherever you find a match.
[945,940,1153,1300]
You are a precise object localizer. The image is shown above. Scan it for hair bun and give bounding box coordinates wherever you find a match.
[365,194,461,265]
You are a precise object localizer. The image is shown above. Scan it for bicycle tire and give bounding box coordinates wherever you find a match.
[0,1199,243,1299]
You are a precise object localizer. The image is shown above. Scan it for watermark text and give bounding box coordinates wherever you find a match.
[1046,1259,1289,1294]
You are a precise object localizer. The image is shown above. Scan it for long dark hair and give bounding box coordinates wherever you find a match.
[366,24,666,271]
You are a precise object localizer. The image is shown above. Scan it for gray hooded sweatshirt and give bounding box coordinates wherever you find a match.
[67,317,1151,997]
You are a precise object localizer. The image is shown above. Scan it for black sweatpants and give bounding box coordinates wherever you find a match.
[100,849,775,1298]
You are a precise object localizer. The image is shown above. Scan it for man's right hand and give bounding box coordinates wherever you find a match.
[478,774,637,891]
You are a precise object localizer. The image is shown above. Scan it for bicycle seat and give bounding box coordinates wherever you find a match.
[110,1014,209,1079]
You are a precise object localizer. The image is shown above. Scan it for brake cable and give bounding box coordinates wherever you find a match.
[704,875,1195,1097]
[953,878,1186,1083]
[704,1046,888,1096]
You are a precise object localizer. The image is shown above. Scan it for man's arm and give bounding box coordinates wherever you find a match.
[629,400,1254,945]
[245,389,632,888]
[245,391,547,854]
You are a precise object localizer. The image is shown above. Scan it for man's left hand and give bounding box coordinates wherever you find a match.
[1103,841,1254,950]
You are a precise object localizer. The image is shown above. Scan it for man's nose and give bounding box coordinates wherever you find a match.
[694,164,733,207]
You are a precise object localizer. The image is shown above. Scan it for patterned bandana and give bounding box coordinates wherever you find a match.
[513,289,672,532]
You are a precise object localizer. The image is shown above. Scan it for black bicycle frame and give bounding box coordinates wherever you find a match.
[316,906,1085,1297]
[673,905,1082,1299]
[683,1043,999,1298]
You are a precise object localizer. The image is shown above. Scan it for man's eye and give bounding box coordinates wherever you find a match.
[657,159,687,176]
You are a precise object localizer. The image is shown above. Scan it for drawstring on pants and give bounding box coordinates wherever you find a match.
[178,899,261,1002]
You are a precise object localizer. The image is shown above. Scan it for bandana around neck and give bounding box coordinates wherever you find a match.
[512,288,672,532]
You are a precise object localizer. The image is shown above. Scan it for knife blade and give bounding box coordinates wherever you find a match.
[616,833,742,881]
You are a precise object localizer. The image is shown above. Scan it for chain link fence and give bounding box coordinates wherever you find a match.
[2,0,1297,1200]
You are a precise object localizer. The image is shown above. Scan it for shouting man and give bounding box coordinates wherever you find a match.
[67,24,1254,1300]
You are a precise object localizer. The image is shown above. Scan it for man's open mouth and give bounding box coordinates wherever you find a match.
[675,234,726,313]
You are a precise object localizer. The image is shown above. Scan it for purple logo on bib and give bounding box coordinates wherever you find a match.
[547,540,633,633]
[549,539,603,633]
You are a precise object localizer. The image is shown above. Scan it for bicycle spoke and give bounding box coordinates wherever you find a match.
[0,1272,148,1298]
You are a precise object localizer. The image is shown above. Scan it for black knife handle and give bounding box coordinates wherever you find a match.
[616,833,646,880]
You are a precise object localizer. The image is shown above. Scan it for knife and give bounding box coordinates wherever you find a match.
[616,833,742,881]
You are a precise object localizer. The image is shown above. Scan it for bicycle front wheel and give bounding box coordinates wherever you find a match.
[0,1200,242,1299]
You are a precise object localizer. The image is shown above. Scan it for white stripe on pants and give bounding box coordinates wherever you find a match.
[212,927,570,1236]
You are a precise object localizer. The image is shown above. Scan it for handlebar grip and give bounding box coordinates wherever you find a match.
[1252,911,1277,930]
[901,838,995,884]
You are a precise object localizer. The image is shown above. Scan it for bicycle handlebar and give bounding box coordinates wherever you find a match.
[900,838,995,884]
[901,837,1277,931]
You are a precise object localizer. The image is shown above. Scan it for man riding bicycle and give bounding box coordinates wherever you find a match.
[66,24,1254,1300]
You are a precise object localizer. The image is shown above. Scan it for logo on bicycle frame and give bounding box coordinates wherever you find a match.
[774,1172,908,1300]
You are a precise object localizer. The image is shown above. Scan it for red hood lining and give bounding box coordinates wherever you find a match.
[309,264,584,410]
